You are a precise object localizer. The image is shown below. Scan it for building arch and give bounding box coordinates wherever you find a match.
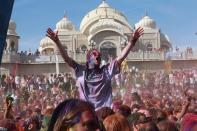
[100,41,117,61]
[10,41,15,51]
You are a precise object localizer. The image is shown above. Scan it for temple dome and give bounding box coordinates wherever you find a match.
[56,15,75,31]
[9,20,16,30]
[135,14,156,29]
[7,20,18,35]
[89,19,122,35]
[80,0,132,35]
[40,37,55,49]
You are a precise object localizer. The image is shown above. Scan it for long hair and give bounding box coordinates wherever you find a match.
[47,99,96,131]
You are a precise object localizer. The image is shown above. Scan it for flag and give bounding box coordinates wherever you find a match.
[12,63,17,76]
[164,60,172,74]
[0,0,15,63]
[121,59,128,72]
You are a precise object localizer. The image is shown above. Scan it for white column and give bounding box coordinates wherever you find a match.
[55,54,60,75]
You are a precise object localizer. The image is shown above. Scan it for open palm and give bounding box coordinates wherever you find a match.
[46,28,59,42]
[130,27,144,43]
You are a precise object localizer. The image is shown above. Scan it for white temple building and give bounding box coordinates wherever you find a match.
[38,0,171,62]
[3,1,195,75]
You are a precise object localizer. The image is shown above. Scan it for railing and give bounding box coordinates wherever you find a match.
[1,52,20,63]
[1,51,197,64]
[126,51,165,61]
[1,53,87,64]
[127,51,144,60]
[170,52,197,60]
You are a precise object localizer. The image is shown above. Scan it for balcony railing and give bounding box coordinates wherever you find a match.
[126,51,165,61]
[1,53,87,63]
[1,51,197,64]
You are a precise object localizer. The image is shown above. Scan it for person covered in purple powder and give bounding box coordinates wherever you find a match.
[46,27,143,109]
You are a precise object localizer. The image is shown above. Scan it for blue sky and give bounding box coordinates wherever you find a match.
[12,0,197,52]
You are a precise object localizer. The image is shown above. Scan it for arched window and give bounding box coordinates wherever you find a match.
[10,41,15,51]
[147,43,152,51]
[81,45,87,53]
[100,42,117,61]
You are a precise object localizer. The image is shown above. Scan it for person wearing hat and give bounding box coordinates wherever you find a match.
[46,27,143,109]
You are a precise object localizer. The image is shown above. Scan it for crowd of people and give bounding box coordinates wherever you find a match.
[0,27,196,130]
[0,73,76,131]
[0,68,197,130]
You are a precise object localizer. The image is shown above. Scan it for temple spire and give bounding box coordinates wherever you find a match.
[64,11,67,18]
[145,9,148,16]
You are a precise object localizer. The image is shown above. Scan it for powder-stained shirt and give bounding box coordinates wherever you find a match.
[74,60,120,109]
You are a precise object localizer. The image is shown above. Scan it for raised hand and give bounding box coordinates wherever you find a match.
[46,28,59,42]
[116,27,143,64]
[45,28,76,67]
[129,27,144,44]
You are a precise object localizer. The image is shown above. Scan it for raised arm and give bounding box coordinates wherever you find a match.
[176,90,191,120]
[116,27,144,65]
[176,97,191,121]
[46,28,76,68]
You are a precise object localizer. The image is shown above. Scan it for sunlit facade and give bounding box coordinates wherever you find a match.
[2,1,196,75]
[38,1,171,61]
